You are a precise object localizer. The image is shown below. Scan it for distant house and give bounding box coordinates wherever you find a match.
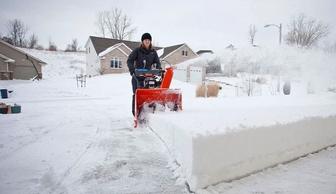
[225,44,236,50]
[160,43,197,67]
[85,36,198,76]
[0,40,46,80]
[196,50,214,55]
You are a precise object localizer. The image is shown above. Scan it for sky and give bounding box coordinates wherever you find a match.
[0,0,335,52]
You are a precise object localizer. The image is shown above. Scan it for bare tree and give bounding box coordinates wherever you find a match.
[96,8,136,40]
[7,19,28,47]
[28,33,38,49]
[223,54,237,77]
[206,57,222,74]
[248,24,257,46]
[48,40,57,51]
[286,14,329,47]
[65,39,79,52]
[71,39,79,51]
[96,12,107,37]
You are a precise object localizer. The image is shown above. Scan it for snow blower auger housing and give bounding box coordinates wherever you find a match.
[134,67,182,128]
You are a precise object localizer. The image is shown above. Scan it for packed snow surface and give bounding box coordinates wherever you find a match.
[0,48,336,193]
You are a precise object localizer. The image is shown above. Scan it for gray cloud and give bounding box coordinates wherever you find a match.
[0,0,335,51]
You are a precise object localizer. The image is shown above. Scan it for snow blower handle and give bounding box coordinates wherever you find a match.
[134,69,164,78]
[160,67,173,89]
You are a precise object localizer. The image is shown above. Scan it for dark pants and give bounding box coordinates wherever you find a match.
[132,75,144,116]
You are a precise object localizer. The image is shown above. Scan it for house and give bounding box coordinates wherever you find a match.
[225,44,236,50]
[0,53,15,80]
[0,40,46,80]
[196,50,214,55]
[159,43,197,67]
[85,36,198,76]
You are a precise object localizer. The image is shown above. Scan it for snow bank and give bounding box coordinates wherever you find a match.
[149,94,336,191]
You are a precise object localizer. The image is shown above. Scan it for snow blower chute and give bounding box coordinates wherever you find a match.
[134,67,182,128]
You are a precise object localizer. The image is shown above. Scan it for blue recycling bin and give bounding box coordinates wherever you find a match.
[0,89,8,99]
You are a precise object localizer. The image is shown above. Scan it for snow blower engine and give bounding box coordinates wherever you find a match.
[134,66,182,127]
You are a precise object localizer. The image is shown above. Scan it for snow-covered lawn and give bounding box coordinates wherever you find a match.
[21,48,86,79]
[0,49,335,193]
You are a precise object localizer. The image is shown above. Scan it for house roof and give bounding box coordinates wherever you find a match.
[196,50,214,55]
[0,53,15,63]
[0,40,47,64]
[160,43,184,59]
[98,43,130,57]
[89,36,162,54]
[88,36,197,60]
[226,44,236,50]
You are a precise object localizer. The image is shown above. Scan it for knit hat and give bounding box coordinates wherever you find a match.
[141,33,152,41]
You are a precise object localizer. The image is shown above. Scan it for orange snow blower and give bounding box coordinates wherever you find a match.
[134,67,182,127]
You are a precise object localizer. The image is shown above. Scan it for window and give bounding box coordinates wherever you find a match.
[110,57,122,68]
[182,49,188,56]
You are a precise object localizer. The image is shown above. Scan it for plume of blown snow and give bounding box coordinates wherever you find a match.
[215,46,336,93]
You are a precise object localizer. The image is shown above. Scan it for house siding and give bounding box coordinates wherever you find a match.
[99,45,131,74]
[13,65,38,80]
[163,44,198,66]
[8,63,14,71]
[85,39,101,76]
[0,41,42,80]
[0,60,7,71]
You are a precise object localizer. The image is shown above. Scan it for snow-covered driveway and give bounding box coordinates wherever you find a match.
[0,76,187,193]
[1,73,336,194]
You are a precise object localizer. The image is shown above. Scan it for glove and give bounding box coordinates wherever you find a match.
[130,70,134,76]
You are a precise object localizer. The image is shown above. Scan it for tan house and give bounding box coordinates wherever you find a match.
[160,43,198,66]
[85,36,198,76]
[0,53,15,80]
[0,40,46,80]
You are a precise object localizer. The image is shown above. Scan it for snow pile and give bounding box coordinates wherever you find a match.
[149,79,336,191]
[22,49,86,79]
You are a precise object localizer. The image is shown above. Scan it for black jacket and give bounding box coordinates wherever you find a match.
[127,47,161,75]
